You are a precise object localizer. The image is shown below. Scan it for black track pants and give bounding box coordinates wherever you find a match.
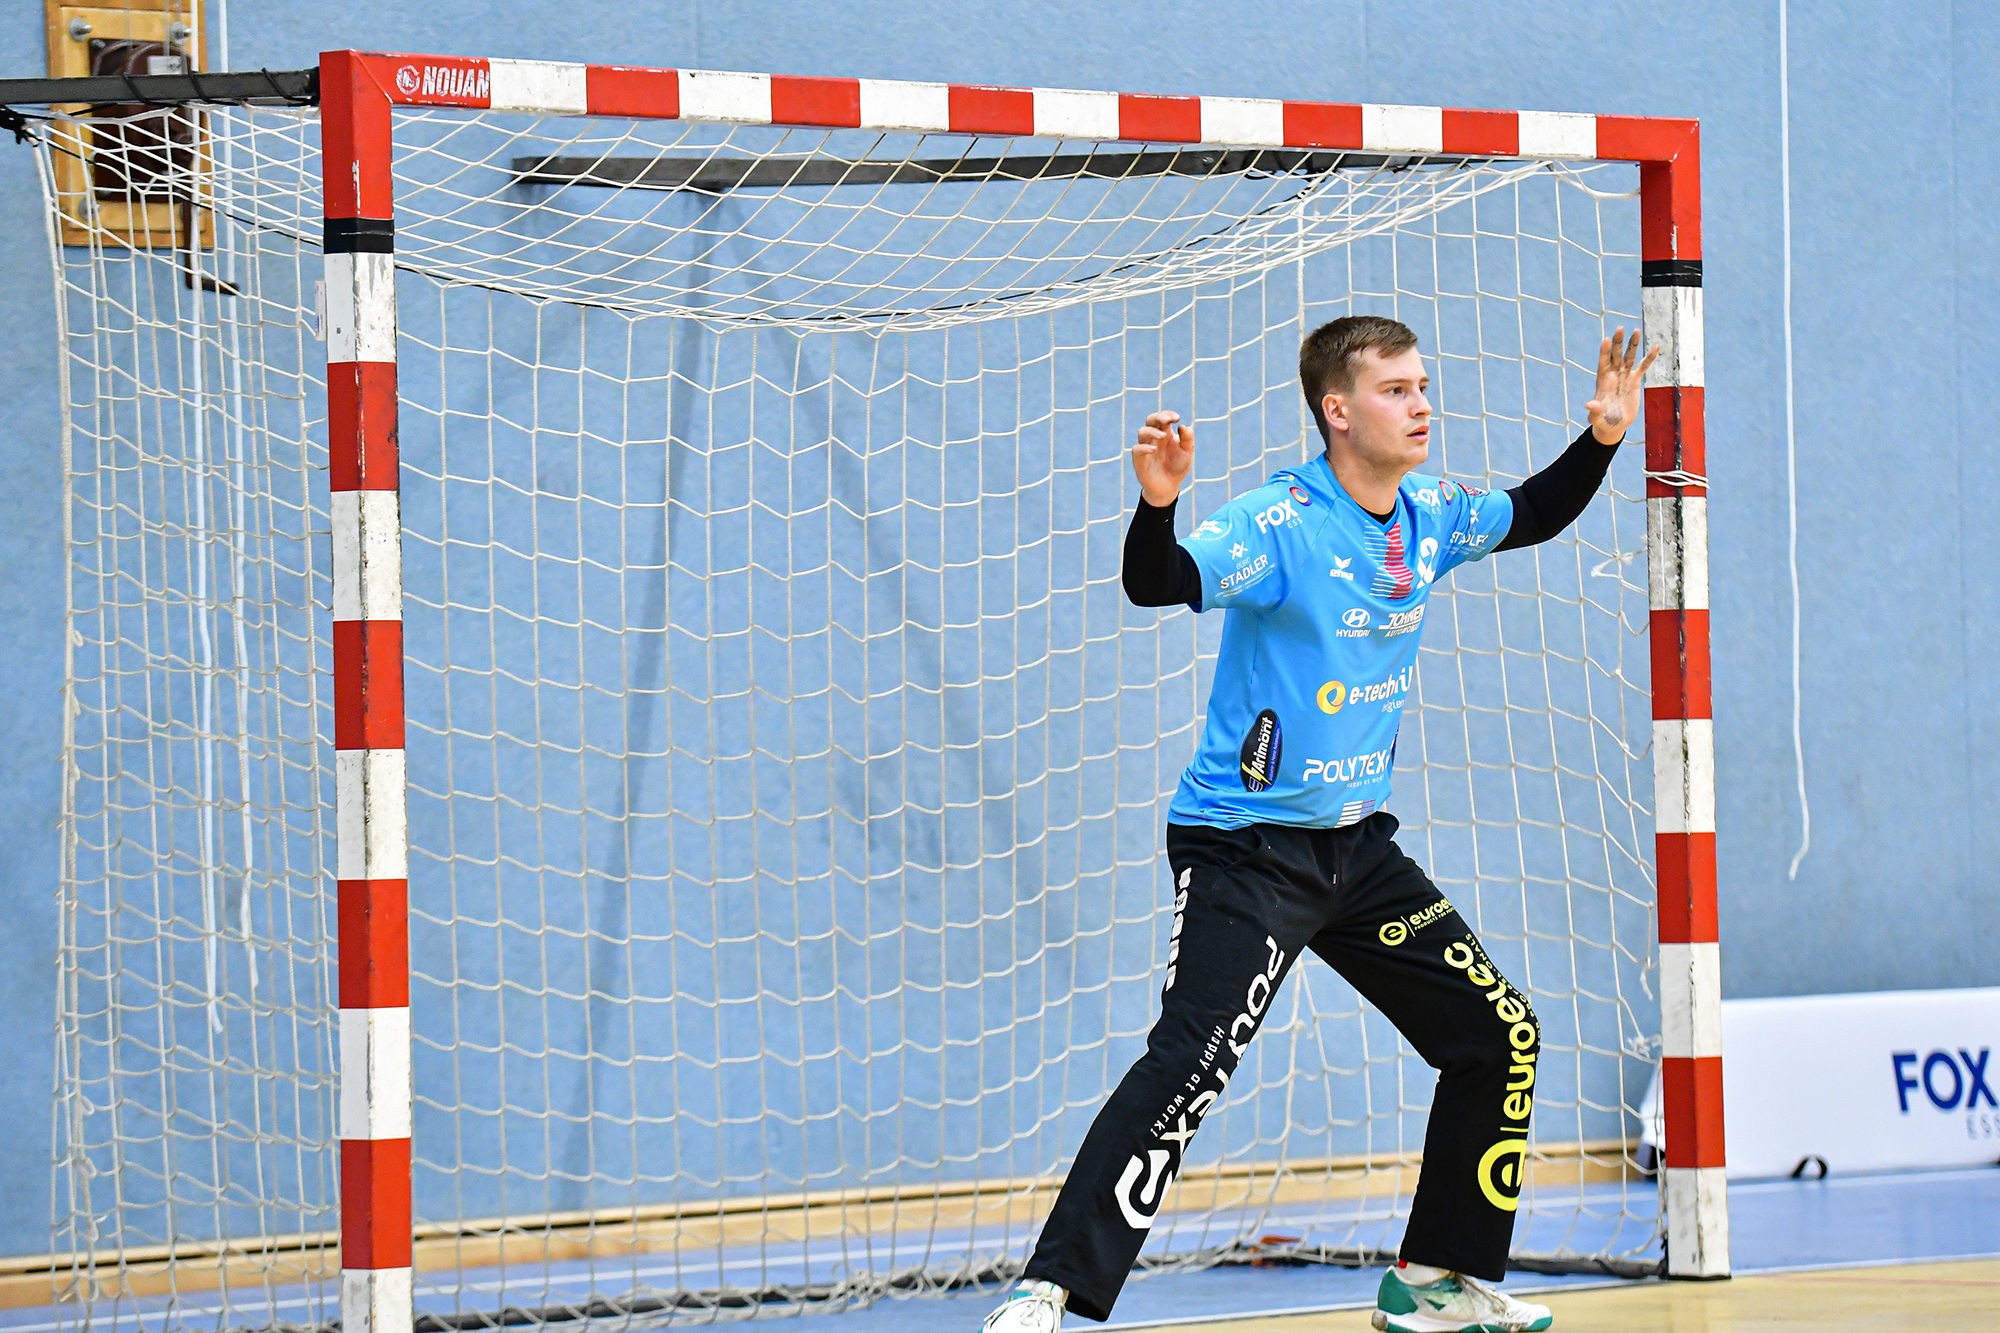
[1023,814,1540,1321]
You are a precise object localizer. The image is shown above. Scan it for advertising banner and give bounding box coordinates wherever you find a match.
[1639,986,2000,1178]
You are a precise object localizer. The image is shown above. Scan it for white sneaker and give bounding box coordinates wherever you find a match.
[1370,1267,1552,1332]
[982,1281,1068,1333]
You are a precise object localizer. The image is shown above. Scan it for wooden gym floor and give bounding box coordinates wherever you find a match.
[1139,1258,2000,1333]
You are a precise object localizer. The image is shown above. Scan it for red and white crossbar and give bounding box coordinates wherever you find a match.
[317,53,1718,1323]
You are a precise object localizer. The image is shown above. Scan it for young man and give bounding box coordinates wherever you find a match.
[982,316,1656,1333]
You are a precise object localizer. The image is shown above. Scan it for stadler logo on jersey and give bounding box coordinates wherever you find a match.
[1239,709,1282,791]
[1218,553,1272,597]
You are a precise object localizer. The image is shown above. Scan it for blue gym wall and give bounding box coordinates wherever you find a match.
[1,0,1994,1258]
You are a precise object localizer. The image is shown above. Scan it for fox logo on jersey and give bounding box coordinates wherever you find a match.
[1254,498,1301,532]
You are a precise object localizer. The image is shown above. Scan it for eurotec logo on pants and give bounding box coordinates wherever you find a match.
[1444,938,1538,1212]
[1377,897,1454,946]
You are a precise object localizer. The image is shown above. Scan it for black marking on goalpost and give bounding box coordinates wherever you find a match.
[1641,258,1703,286]
[325,216,397,254]
[510,147,1464,193]
[0,68,318,111]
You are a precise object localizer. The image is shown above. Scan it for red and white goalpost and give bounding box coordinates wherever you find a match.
[322,52,1720,1332]
[38,48,1717,1333]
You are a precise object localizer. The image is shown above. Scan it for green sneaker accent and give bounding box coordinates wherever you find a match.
[1372,1268,1549,1333]
[1377,1269,1468,1318]
[1376,1269,1420,1316]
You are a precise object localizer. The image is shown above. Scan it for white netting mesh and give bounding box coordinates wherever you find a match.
[39,100,1660,1332]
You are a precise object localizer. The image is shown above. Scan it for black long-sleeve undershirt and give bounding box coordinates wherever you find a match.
[1490,425,1619,552]
[1121,426,1618,608]
[1121,494,1205,611]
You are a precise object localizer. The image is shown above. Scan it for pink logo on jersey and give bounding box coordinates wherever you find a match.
[1289,485,1311,506]
[1375,520,1414,600]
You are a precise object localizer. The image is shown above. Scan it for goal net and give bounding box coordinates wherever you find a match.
[39,76,1668,1333]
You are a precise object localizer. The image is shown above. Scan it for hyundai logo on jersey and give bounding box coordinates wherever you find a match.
[1170,455,1513,829]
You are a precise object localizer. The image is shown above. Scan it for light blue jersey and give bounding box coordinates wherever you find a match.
[1168,454,1514,829]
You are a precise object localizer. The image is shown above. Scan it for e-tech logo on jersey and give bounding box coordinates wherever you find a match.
[1254,497,1302,533]
[1316,666,1413,716]
[395,61,491,103]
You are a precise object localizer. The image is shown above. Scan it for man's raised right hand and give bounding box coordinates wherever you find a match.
[1132,410,1194,507]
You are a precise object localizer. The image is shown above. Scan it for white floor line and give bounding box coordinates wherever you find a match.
[1097,1277,1642,1331]
[1735,1250,2000,1277]
[1726,1167,2000,1194]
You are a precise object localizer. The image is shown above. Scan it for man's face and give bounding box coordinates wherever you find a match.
[1322,346,1432,472]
